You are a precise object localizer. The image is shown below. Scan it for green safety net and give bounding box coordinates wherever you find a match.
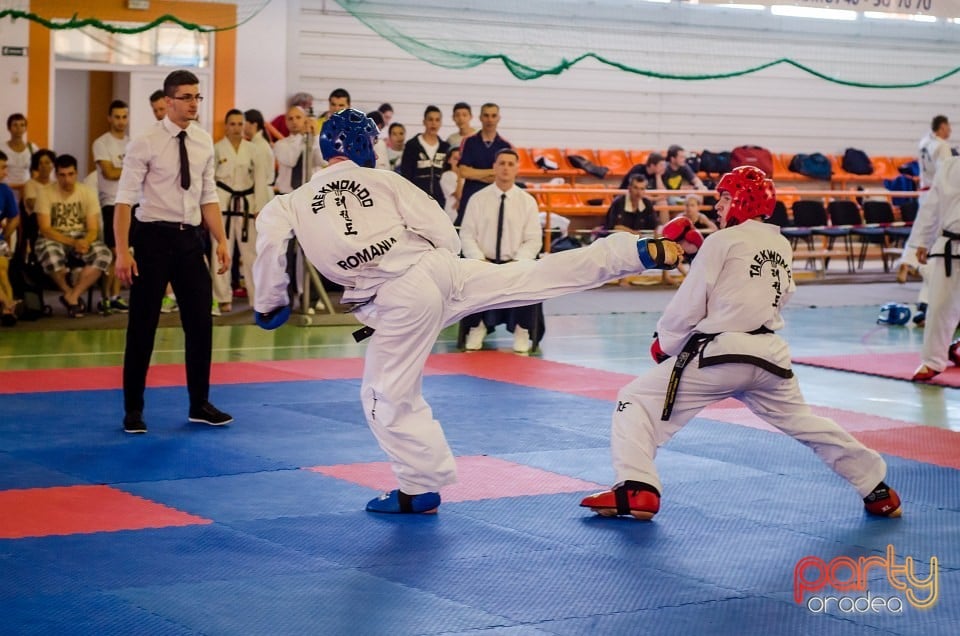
[334,0,960,88]
[0,0,271,32]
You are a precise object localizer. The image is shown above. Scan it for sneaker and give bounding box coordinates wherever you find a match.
[96,299,114,315]
[366,489,441,514]
[863,481,902,517]
[512,326,531,354]
[232,287,248,299]
[123,411,147,434]
[464,325,486,351]
[110,296,129,313]
[160,296,178,313]
[911,365,940,382]
[580,481,661,520]
[211,300,221,317]
[188,401,233,426]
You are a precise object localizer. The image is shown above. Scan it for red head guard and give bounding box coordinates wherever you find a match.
[716,166,776,226]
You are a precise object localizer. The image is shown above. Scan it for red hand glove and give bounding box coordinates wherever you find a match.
[662,216,704,255]
[650,338,670,364]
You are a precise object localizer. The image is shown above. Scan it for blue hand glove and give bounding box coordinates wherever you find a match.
[255,305,291,330]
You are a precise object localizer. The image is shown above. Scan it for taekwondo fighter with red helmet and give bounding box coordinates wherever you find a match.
[581,166,902,521]
[251,108,684,514]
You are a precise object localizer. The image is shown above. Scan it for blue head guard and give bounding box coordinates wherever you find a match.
[319,108,379,168]
[877,302,911,326]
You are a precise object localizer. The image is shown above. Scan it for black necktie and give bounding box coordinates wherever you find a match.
[291,154,304,189]
[177,130,190,190]
[495,193,506,264]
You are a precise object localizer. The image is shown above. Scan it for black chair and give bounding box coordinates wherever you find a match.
[766,200,812,248]
[859,200,908,271]
[824,200,859,272]
[793,200,851,272]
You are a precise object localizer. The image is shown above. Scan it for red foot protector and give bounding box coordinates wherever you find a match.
[309,455,603,503]
[0,485,211,539]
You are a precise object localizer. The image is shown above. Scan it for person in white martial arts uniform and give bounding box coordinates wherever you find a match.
[908,155,960,381]
[211,109,269,312]
[897,115,953,319]
[252,108,684,514]
[581,166,902,521]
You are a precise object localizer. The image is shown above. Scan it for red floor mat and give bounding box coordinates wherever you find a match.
[794,352,960,387]
[0,485,211,539]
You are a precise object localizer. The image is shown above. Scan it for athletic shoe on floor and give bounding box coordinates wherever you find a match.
[366,489,441,514]
[465,326,486,351]
[211,300,221,317]
[911,365,940,382]
[188,402,233,426]
[863,481,902,517]
[123,411,147,434]
[110,296,129,312]
[580,480,661,520]
[512,326,531,353]
[160,296,178,313]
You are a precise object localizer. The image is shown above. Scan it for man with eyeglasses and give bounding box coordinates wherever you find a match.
[113,69,233,434]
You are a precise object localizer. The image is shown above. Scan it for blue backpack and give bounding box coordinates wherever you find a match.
[788,153,833,180]
[883,174,916,208]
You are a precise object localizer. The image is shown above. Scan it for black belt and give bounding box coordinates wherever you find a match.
[661,326,786,421]
[930,229,960,277]
[146,220,200,231]
[217,181,255,242]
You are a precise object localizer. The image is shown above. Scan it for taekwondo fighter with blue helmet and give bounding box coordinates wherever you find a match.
[581,166,903,521]
[252,108,684,514]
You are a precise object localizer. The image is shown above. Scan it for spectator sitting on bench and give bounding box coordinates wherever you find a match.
[34,154,111,318]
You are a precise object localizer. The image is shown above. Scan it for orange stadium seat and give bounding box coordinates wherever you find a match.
[514,147,540,178]
[528,148,578,178]
[596,149,633,177]
[629,150,651,166]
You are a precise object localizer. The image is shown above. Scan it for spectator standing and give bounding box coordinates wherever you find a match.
[456,102,512,225]
[92,99,131,312]
[366,111,390,171]
[149,90,167,122]
[268,92,313,142]
[439,146,462,223]
[113,69,232,434]
[386,123,406,172]
[212,109,268,313]
[446,102,476,149]
[400,105,450,207]
[3,113,36,202]
[243,109,276,213]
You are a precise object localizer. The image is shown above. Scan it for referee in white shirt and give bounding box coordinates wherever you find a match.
[113,70,232,434]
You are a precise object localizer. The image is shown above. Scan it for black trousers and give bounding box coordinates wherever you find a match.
[123,222,212,414]
[461,304,542,338]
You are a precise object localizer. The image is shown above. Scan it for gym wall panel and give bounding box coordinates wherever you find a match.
[292,1,960,156]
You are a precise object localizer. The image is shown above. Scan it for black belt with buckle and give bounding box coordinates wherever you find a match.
[148,220,200,231]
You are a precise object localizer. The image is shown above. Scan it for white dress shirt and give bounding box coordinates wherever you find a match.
[115,117,218,225]
[460,183,541,262]
[273,133,324,194]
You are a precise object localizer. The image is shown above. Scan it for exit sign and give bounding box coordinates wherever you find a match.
[2,46,27,57]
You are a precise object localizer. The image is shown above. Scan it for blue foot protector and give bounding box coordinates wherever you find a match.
[366,489,441,514]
